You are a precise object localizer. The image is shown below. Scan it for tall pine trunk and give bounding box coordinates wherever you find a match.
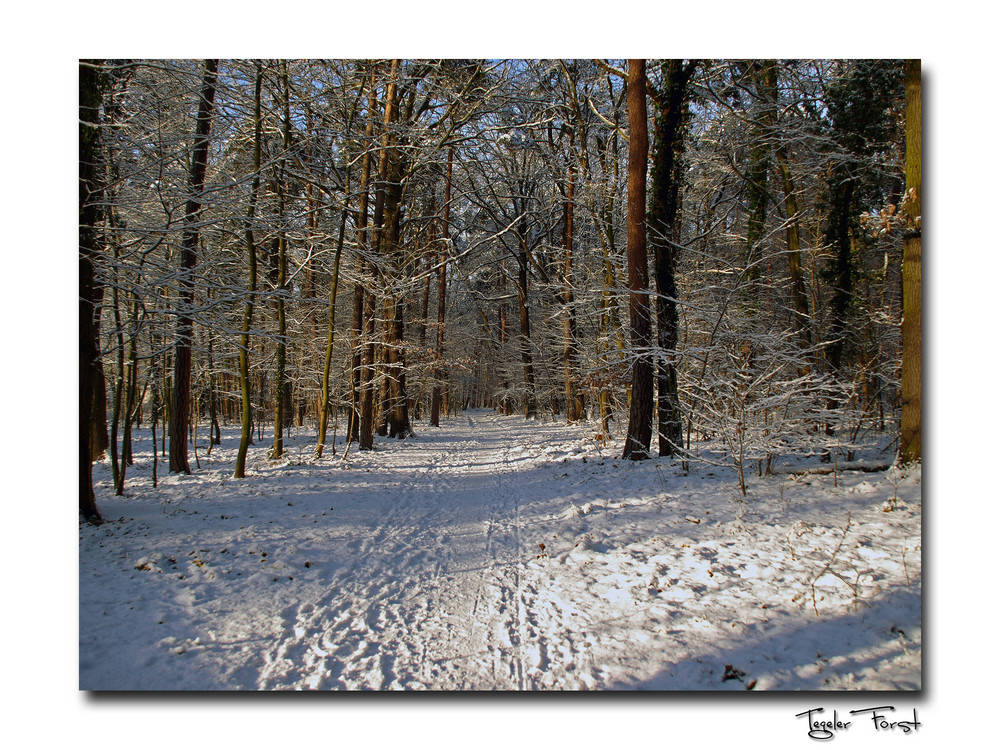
[622,59,653,460]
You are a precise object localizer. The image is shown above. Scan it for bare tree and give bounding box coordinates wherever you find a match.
[168,59,218,474]
[235,62,263,479]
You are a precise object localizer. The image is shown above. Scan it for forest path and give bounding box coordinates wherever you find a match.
[253,410,539,690]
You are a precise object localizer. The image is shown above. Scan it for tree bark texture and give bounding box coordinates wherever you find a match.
[272,62,292,459]
[79,60,104,522]
[360,60,399,449]
[622,59,653,460]
[430,147,453,426]
[562,131,581,423]
[349,71,378,444]
[235,63,262,479]
[648,59,694,457]
[745,61,770,281]
[517,232,538,420]
[90,284,109,460]
[169,59,218,474]
[900,59,921,462]
[378,64,414,440]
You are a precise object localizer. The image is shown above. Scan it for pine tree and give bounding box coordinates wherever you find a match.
[622,59,653,460]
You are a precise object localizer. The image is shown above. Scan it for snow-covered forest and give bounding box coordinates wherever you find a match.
[78,56,924,696]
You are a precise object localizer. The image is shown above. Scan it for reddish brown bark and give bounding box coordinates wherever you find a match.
[622,59,653,460]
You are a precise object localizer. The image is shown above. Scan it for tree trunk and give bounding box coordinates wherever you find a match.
[315,208,349,456]
[90,284,109,460]
[169,59,218,474]
[760,61,813,363]
[317,74,366,457]
[109,258,125,487]
[649,59,694,457]
[349,71,378,445]
[386,301,413,438]
[749,60,814,375]
[430,147,452,426]
[314,174,351,456]
[379,61,414,440]
[517,232,538,420]
[150,338,161,488]
[235,63,262,479]
[498,261,513,415]
[597,208,623,435]
[79,59,104,523]
[562,131,580,423]
[303,105,320,429]
[358,288,378,450]
[416,209,433,421]
[745,60,770,282]
[900,59,921,462]
[622,59,653,460]
[826,177,855,377]
[382,154,413,439]
[360,60,400,449]
[114,293,140,495]
[348,276,366,443]
[207,327,221,449]
[271,62,292,460]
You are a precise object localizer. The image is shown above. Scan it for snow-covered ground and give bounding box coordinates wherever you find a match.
[80,409,920,691]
